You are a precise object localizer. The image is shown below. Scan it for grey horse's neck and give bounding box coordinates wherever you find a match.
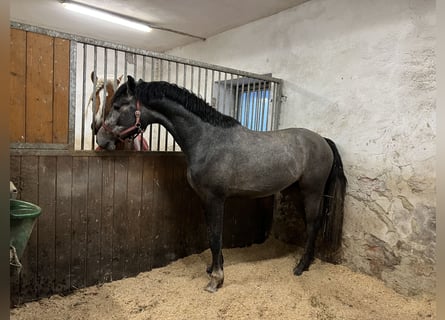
[141,98,238,162]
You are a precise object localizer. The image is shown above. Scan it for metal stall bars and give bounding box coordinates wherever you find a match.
[72,40,283,151]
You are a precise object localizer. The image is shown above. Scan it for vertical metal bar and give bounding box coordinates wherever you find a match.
[159,59,163,80]
[134,53,138,79]
[68,41,77,150]
[249,80,257,130]
[142,55,146,80]
[151,57,155,80]
[251,80,257,130]
[228,73,234,117]
[222,72,227,115]
[210,70,215,107]
[149,57,154,150]
[124,52,128,80]
[101,48,108,136]
[198,67,202,97]
[80,43,87,150]
[216,72,221,112]
[255,81,261,131]
[260,81,269,131]
[190,66,194,92]
[157,58,164,151]
[262,86,268,131]
[245,79,251,128]
[234,75,240,121]
[113,49,117,86]
[173,62,179,151]
[183,64,187,87]
[113,50,117,88]
[269,82,274,130]
[265,84,271,131]
[160,59,169,150]
[167,61,171,82]
[175,62,179,86]
[241,80,248,126]
[254,80,261,131]
[164,127,169,151]
[91,45,98,149]
[259,81,266,131]
[204,68,208,103]
[165,60,172,151]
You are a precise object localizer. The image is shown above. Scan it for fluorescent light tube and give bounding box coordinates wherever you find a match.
[62,2,151,32]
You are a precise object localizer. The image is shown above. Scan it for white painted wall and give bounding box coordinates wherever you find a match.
[167,0,436,295]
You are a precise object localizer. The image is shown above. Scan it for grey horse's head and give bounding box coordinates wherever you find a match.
[96,76,147,150]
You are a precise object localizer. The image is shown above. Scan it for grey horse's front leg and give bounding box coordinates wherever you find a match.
[203,197,225,292]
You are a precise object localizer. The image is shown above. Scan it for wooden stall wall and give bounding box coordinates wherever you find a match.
[10,153,273,305]
[10,28,70,145]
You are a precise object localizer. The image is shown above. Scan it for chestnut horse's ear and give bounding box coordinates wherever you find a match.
[116,74,123,85]
[127,75,136,94]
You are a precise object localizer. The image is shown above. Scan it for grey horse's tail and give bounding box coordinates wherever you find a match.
[321,138,347,256]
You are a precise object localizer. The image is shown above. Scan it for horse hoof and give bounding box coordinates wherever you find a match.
[293,265,306,276]
[204,284,218,293]
[204,278,223,293]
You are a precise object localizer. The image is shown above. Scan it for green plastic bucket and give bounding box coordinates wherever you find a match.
[10,199,41,259]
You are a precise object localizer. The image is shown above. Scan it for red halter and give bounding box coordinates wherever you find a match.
[101,101,143,143]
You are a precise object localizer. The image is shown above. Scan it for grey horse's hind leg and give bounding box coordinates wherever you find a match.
[203,197,225,292]
[293,190,324,275]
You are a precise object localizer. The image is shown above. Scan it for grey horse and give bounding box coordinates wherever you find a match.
[96,76,347,293]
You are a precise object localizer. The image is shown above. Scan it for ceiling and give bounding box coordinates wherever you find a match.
[10,0,308,52]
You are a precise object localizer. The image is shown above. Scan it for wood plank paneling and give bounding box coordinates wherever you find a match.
[10,156,22,306]
[151,156,166,268]
[101,157,114,282]
[86,157,102,286]
[9,29,26,143]
[36,156,57,297]
[10,154,273,305]
[140,156,154,272]
[55,156,72,293]
[112,157,128,280]
[126,156,143,277]
[17,156,39,302]
[70,157,88,290]
[9,156,21,192]
[10,29,71,145]
[53,38,70,144]
[26,33,54,143]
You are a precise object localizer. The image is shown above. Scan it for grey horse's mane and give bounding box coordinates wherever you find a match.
[135,81,240,128]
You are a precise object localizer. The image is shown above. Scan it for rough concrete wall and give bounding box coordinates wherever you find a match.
[167,0,436,295]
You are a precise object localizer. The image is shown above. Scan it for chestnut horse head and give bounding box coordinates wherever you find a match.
[90,71,123,134]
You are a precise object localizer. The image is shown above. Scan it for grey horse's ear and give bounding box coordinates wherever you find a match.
[91,71,97,83]
[127,75,136,94]
[137,78,144,85]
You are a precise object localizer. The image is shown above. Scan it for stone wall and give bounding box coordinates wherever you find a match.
[168,0,436,295]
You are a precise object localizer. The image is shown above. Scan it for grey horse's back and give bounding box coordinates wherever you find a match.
[193,126,334,199]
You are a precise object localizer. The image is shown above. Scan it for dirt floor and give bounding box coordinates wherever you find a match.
[10,238,435,320]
